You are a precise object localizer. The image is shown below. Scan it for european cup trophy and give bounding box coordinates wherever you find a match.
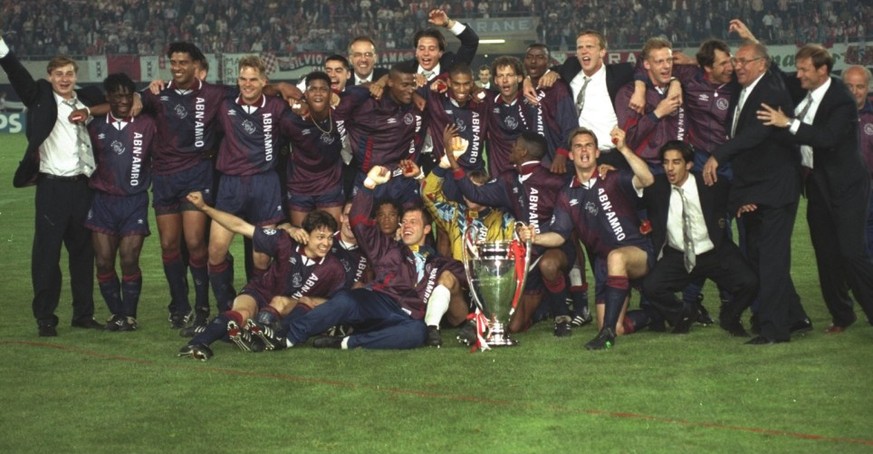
[462,222,531,348]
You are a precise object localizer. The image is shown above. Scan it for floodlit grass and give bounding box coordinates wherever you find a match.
[1,133,871,453]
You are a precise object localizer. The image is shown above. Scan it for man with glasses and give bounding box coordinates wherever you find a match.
[347,36,388,87]
[703,40,810,345]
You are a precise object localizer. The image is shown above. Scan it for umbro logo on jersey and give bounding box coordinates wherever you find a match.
[97,133,106,140]
[227,109,237,116]
[698,94,710,102]
[302,129,312,135]
[387,118,398,124]
[569,198,579,206]
[160,96,169,102]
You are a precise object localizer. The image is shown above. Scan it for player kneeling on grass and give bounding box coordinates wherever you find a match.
[85,73,157,332]
[266,165,468,350]
[178,192,345,361]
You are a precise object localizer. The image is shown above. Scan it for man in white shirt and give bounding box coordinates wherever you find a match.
[0,37,106,336]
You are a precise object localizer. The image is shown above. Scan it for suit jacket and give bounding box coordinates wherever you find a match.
[406,24,480,77]
[712,70,800,211]
[348,67,389,87]
[438,24,479,71]
[644,172,731,255]
[785,77,867,204]
[0,52,103,187]
[555,57,635,104]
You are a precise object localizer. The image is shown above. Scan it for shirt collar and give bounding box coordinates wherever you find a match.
[167,78,203,93]
[807,77,831,104]
[296,245,326,265]
[236,93,267,107]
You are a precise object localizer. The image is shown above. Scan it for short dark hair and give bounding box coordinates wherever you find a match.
[402,204,432,226]
[796,44,834,74]
[658,140,694,163]
[449,62,473,78]
[478,65,491,73]
[325,54,352,72]
[390,60,419,76]
[491,56,523,78]
[167,42,206,65]
[103,73,136,94]
[373,198,402,219]
[303,210,338,234]
[518,131,548,160]
[696,39,731,69]
[568,127,599,149]
[526,43,551,58]
[413,29,446,52]
[305,71,331,87]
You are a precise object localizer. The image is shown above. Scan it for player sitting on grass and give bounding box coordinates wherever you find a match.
[178,192,345,361]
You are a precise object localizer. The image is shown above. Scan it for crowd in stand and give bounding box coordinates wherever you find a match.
[1,0,871,59]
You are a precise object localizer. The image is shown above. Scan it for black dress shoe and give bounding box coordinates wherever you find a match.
[745,335,789,345]
[38,325,58,337]
[789,318,813,335]
[719,320,750,337]
[71,318,105,330]
[672,305,700,334]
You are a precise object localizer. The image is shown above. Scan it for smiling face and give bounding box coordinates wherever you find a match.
[169,51,198,89]
[303,226,335,259]
[662,149,692,186]
[400,209,431,246]
[108,86,135,118]
[349,40,377,79]
[415,36,443,71]
[340,202,355,242]
[237,66,266,104]
[576,34,606,76]
[478,68,491,85]
[449,71,474,105]
[733,45,767,87]
[387,71,416,105]
[48,63,77,99]
[324,59,350,92]
[795,57,828,91]
[706,48,734,85]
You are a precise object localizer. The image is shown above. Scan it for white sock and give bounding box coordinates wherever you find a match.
[569,265,583,286]
[424,285,451,327]
[341,336,350,350]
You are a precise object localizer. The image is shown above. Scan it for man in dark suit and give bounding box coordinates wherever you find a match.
[411,9,479,82]
[757,45,873,333]
[0,37,105,336]
[703,40,809,344]
[642,141,758,336]
[346,36,389,87]
[533,30,638,168]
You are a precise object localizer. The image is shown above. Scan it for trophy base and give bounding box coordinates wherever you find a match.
[485,334,519,347]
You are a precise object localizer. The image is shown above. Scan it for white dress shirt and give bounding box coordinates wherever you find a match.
[666,174,714,256]
[570,65,616,150]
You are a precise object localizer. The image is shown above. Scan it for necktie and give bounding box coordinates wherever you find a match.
[575,76,591,115]
[421,70,434,80]
[730,87,746,137]
[64,99,96,177]
[414,252,425,283]
[674,186,696,273]
[795,92,814,122]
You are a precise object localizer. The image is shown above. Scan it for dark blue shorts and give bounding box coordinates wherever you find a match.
[286,185,345,212]
[85,191,151,237]
[215,172,285,226]
[592,242,655,303]
[353,171,421,207]
[152,160,215,215]
[524,239,578,293]
[239,286,270,309]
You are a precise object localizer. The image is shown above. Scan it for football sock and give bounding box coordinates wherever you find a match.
[162,252,190,315]
[121,272,142,318]
[208,259,236,312]
[97,270,121,316]
[424,285,451,327]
